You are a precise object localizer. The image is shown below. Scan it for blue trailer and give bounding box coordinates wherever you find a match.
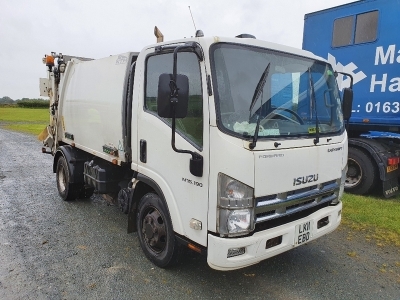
[303,0,400,197]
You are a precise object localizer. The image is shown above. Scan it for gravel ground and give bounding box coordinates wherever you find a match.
[0,128,399,300]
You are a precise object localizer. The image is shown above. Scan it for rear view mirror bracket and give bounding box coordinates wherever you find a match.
[334,71,354,124]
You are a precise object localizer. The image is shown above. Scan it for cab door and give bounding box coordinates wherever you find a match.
[136,47,209,246]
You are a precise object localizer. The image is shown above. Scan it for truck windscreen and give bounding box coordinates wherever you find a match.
[210,43,344,140]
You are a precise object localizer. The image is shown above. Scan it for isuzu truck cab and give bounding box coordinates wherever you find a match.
[40,31,352,270]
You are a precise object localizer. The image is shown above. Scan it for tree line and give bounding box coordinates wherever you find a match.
[0,96,49,108]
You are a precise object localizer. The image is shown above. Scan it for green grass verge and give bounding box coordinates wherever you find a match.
[341,193,400,246]
[4,123,48,136]
[0,107,49,122]
[0,107,48,136]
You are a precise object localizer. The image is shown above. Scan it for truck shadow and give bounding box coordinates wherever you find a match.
[60,194,347,298]
[162,239,340,298]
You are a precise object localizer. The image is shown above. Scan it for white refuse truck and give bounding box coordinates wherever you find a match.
[39,30,353,270]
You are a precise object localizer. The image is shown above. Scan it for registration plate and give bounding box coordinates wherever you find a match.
[387,164,398,173]
[294,220,313,246]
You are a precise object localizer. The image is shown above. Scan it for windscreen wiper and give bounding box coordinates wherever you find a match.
[249,63,270,150]
[249,63,270,113]
[308,67,319,145]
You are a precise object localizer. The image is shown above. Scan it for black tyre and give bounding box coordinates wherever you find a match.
[136,193,179,268]
[56,156,81,201]
[345,147,378,195]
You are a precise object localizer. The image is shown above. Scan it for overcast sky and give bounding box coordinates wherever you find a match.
[0,0,355,99]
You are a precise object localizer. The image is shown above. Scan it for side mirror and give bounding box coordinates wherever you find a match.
[157,73,189,118]
[342,87,353,121]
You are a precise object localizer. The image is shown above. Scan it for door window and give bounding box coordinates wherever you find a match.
[145,52,203,148]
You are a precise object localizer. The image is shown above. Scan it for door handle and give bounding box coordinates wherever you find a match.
[140,139,147,163]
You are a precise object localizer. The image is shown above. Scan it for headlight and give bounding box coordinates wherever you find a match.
[335,164,348,203]
[227,209,252,232]
[331,165,347,205]
[217,173,254,237]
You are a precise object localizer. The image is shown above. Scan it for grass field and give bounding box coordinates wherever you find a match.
[0,107,48,136]
[1,106,399,245]
[342,193,400,246]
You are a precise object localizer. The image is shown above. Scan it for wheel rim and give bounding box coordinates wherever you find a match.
[141,206,167,253]
[345,158,362,188]
[58,164,66,192]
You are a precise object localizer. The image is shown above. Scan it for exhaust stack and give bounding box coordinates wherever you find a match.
[154,26,164,43]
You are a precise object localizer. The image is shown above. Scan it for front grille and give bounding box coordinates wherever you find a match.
[286,199,314,211]
[254,180,339,231]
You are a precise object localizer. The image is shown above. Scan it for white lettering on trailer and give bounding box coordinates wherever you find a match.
[389,78,400,92]
[370,74,400,93]
[374,45,400,65]
[370,74,387,92]
[329,46,400,94]
[365,101,400,114]
[370,45,400,93]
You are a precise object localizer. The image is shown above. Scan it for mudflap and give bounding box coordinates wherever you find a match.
[382,177,399,198]
[127,210,137,233]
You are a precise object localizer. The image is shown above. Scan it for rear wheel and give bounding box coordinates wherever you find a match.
[56,156,81,201]
[136,193,179,268]
[345,147,378,195]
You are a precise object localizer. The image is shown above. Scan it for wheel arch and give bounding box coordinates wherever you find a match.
[349,138,386,180]
[53,150,64,174]
[127,173,183,235]
[53,145,92,184]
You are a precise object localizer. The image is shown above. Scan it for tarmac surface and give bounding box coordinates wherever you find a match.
[0,128,399,299]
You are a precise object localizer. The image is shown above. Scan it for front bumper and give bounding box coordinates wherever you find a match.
[207,202,342,271]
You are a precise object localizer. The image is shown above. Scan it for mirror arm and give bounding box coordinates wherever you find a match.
[168,44,204,177]
[334,71,354,88]
[156,42,203,61]
[172,43,203,81]
[171,104,191,156]
[170,104,203,177]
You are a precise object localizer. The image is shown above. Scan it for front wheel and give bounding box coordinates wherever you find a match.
[136,193,179,268]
